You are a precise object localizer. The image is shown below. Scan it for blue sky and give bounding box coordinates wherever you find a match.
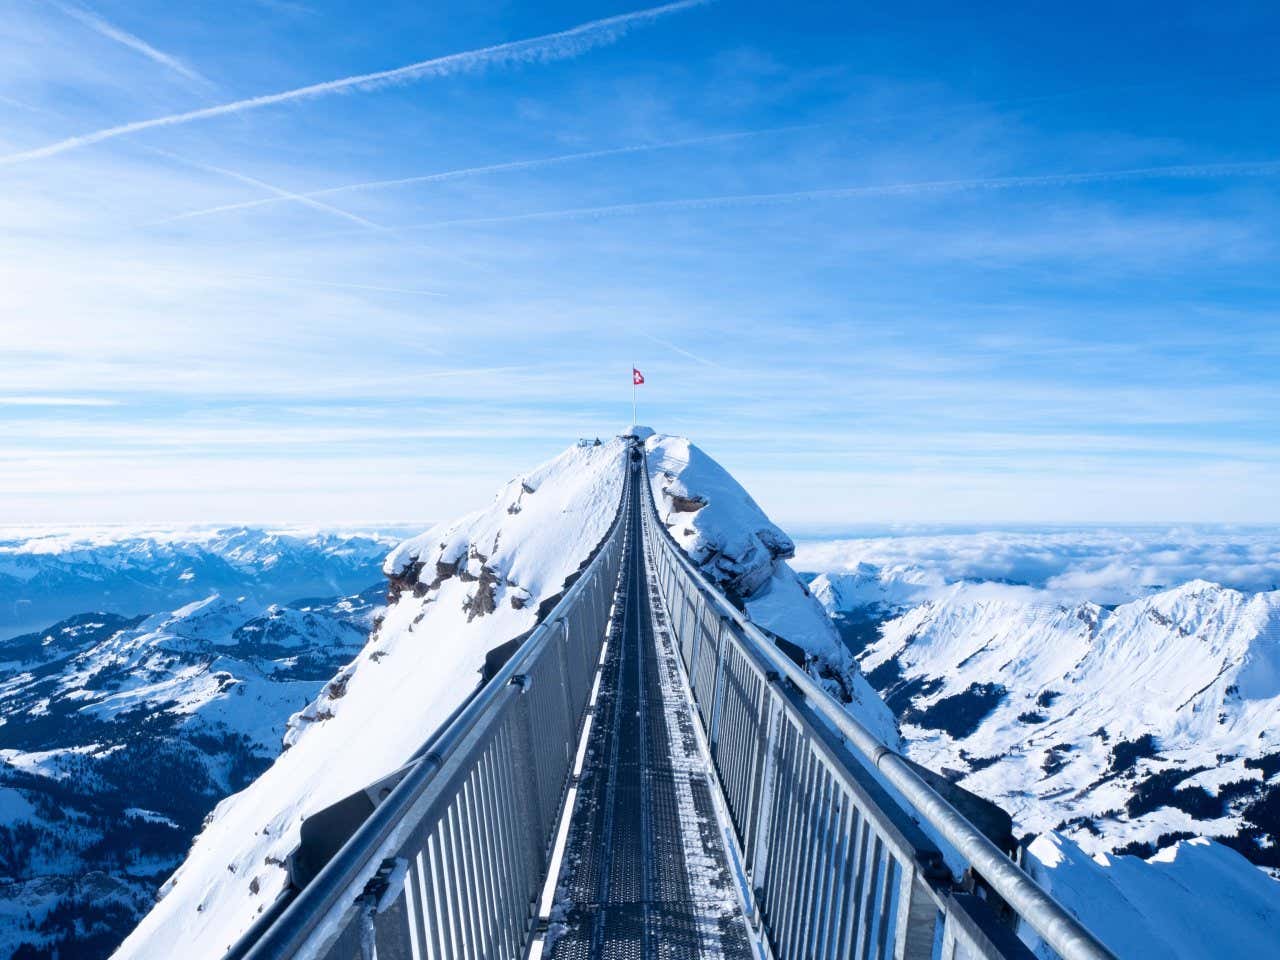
[2,0,1278,525]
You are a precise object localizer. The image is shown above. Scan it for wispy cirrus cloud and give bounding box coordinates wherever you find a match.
[1,0,709,166]
[0,396,120,406]
[44,0,213,89]
[157,123,816,224]
[152,150,384,229]
[640,333,724,369]
[399,159,1280,230]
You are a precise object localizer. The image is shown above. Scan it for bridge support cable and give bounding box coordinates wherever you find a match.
[638,449,1117,960]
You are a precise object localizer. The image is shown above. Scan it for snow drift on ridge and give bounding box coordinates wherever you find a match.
[113,439,626,960]
[644,433,897,747]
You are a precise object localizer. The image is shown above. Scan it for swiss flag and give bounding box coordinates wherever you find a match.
[632,368,645,385]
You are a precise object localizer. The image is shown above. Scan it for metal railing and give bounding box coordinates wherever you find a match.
[639,450,1118,960]
[234,459,631,960]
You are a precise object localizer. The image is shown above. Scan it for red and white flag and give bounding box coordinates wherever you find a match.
[632,367,645,385]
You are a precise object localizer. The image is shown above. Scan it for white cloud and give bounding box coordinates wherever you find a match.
[0,396,119,406]
[794,527,1280,604]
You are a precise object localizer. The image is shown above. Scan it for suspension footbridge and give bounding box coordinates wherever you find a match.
[225,440,1117,960]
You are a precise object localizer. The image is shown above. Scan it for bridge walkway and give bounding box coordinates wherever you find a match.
[546,462,755,960]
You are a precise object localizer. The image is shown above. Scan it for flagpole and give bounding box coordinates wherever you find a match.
[631,361,636,426]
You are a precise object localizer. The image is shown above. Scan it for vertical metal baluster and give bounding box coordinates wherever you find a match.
[855,834,885,960]
[814,790,847,960]
[817,798,852,960]
[402,848,425,960]
[767,737,800,952]
[422,838,446,960]
[891,861,939,960]
[423,829,448,960]
[493,727,532,946]
[438,812,465,960]
[766,720,800,941]
[842,812,871,958]
[778,747,815,955]
[798,767,834,957]
[747,690,779,884]
[939,917,959,960]
[449,798,479,960]
[470,748,507,960]
[874,856,898,960]
[466,765,500,958]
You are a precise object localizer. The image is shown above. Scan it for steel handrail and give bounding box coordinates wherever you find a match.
[236,452,632,960]
[638,448,1117,960]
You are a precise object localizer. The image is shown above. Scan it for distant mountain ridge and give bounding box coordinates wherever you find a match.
[0,526,397,959]
[0,587,382,959]
[811,566,1280,876]
[0,527,404,638]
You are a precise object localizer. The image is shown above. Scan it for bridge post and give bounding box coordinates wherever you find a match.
[678,582,696,669]
[552,617,578,756]
[893,865,940,960]
[510,687,548,916]
[748,689,782,893]
[707,615,731,747]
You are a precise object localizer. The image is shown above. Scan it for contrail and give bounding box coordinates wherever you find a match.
[399,159,1280,229]
[146,265,445,296]
[0,93,45,113]
[0,396,120,407]
[641,333,724,369]
[151,149,383,229]
[45,0,213,88]
[158,123,819,224]
[1,0,708,166]
[234,274,445,297]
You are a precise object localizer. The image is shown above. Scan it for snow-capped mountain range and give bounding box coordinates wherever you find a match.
[113,440,630,959]
[0,529,395,959]
[5,440,1280,959]
[810,564,1280,877]
[114,433,909,960]
[0,526,403,639]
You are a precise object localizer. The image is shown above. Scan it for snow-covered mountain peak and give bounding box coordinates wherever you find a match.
[643,433,898,747]
[112,432,911,957]
[383,439,626,610]
[645,434,795,600]
[114,437,628,960]
[817,564,1280,872]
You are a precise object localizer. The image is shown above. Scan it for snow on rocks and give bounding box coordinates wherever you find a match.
[1020,832,1280,959]
[113,439,627,960]
[643,433,898,748]
[818,570,1280,870]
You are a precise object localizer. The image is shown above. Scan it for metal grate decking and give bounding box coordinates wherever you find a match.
[547,473,755,960]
